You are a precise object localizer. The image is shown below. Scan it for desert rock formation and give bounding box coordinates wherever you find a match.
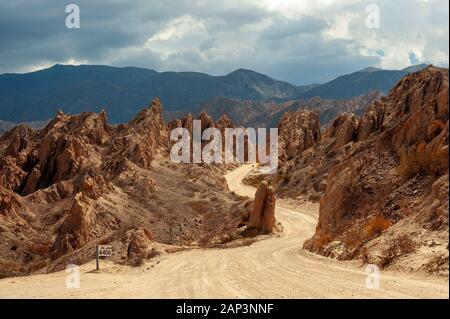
[247,66,449,275]
[0,98,252,278]
[286,66,448,275]
[278,110,321,161]
[248,181,276,233]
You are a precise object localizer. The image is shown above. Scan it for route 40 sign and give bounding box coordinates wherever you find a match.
[96,245,112,270]
[98,245,112,257]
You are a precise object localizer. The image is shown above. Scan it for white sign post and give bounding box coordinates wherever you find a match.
[96,245,112,270]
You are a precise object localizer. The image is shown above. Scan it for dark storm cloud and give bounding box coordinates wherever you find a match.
[0,0,448,84]
[0,0,164,70]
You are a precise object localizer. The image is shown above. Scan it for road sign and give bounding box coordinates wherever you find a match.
[96,245,112,270]
[98,245,112,257]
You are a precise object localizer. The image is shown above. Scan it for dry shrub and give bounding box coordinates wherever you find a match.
[396,234,416,254]
[146,248,160,259]
[281,174,290,185]
[342,216,392,250]
[396,149,421,178]
[362,215,392,240]
[198,234,213,246]
[308,192,322,202]
[128,248,160,267]
[381,234,416,267]
[343,229,362,248]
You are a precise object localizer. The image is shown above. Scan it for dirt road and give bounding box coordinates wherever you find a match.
[0,165,448,298]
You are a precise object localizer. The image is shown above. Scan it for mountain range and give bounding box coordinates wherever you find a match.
[0,63,427,124]
[299,64,428,99]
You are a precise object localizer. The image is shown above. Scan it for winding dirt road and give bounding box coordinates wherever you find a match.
[0,165,448,298]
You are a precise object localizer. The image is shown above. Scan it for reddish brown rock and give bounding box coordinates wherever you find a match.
[325,113,357,148]
[124,227,156,266]
[0,156,27,192]
[168,111,236,162]
[75,172,112,200]
[0,97,251,278]
[122,97,168,169]
[356,101,385,141]
[181,114,194,134]
[216,115,233,133]
[303,66,449,274]
[248,181,276,233]
[261,188,276,233]
[0,186,24,218]
[278,110,321,161]
[269,109,338,201]
[198,111,215,131]
[51,193,96,259]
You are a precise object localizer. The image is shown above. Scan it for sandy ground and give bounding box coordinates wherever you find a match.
[0,164,448,298]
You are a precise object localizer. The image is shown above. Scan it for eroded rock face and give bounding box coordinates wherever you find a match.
[248,181,276,233]
[51,193,96,259]
[278,110,321,161]
[0,186,24,219]
[192,91,382,129]
[356,101,385,141]
[168,111,236,163]
[325,113,357,149]
[216,115,234,133]
[263,66,449,274]
[169,112,233,135]
[123,98,167,169]
[0,97,250,278]
[303,66,449,274]
[124,227,156,266]
[0,98,166,196]
[270,109,344,201]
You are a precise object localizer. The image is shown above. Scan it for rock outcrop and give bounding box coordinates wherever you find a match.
[325,113,357,148]
[0,98,250,278]
[124,227,157,266]
[255,66,448,275]
[269,109,354,201]
[248,181,276,233]
[168,111,237,164]
[302,66,449,275]
[278,110,321,161]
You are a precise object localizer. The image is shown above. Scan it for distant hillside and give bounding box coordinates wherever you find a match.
[169,91,383,128]
[299,64,428,99]
[0,120,48,134]
[0,63,428,124]
[0,120,14,133]
[0,65,311,123]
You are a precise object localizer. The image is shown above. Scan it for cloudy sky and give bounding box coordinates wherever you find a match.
[0,0,448,84]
